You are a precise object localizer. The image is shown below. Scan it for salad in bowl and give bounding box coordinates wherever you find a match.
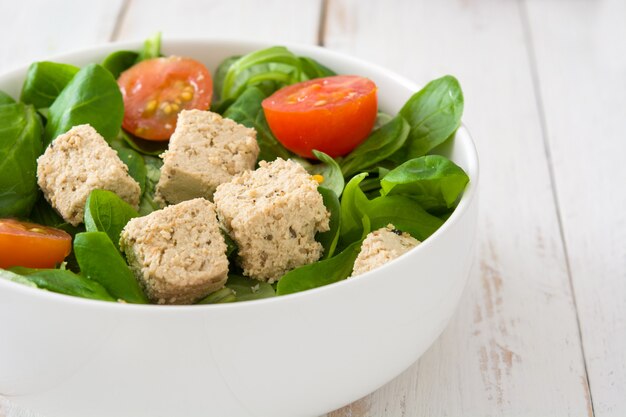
[0,35,477,417]
[0,33,468,305]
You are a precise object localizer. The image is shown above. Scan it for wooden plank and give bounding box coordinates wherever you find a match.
[524,0,626,415]
[0,0,124,73]
[114,0,322,44]
[323,0,592,415]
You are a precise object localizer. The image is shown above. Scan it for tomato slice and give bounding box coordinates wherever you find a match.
[0,219,72,269]
[262,75,378,158]
[118,56,213,141]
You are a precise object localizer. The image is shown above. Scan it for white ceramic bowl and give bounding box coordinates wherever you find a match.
[0,39,478,417]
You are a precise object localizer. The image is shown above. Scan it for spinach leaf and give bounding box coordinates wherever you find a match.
[74,231,148,303]
[198,274,279,304]
[0,269,37,287]
[196,287,236,304]
[311,150,344,197]
[20,62,79,109]
[356,166,390,195]
[373,112,393,129]
[276,240,362,296]
[29,194,65,226]
[439,211,453,222]
[215,51,333,105]
[252,112,292,162]
[44,63,124,145]
[358,177,381,194]
[138,155,162,215]
[102,51,139,78]
[5,267,115,302]
[225,275,275,301]
[223,86,292,162]
[238,62,300,97]
[340,115,410,178]
[316,187,341,259]
[340,173,443,243]
[221,230,238,258]
[84,190,139,251]
[102,33,161,79]
[391,75,464,161]
[0,90,16,105]
[217,59,296,105]
[220,46,302,102]
[213,56,240,103]
[298,57,336,79]
[377,166,391,177]
[0,103,43,217]
[136,32,162,62]
[118,129,168,156]
[362,194,444,241]
[110,138,147,193]
[381,155,469,212]
[339,173,370,243]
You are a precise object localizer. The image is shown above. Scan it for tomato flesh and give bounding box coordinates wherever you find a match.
[0,219,72,269]
[118,56,213,141]
[262,75,378,158]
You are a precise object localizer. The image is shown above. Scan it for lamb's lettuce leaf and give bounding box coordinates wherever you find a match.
[0,103,43,217]
[44,64,123,145]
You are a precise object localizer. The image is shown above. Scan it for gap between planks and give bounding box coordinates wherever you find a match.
[518,0,594,415]
[317,0,329,46]
[109,0,132,41]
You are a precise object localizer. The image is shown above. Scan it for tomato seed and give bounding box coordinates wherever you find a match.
[312,174,324,183]
[145,100,157,112]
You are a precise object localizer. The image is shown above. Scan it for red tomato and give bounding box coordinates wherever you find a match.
[0,219,72,269]
[118,56,213,141]
[262,75,377,158]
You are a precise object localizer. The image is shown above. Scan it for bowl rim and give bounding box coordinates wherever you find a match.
[0,37,479,311]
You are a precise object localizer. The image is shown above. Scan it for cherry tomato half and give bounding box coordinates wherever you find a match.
[0,219,72,269]
[118,56,213,141]
[262,75,378,158]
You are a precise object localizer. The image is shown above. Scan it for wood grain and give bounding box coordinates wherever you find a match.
[323,0,591,415]
[524,0,626,415]
[0,0,124,73]
[114,0,322,44]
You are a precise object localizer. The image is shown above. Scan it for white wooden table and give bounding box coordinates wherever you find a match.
[1,1,624,416]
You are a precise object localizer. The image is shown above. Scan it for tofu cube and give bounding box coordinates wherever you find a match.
[120,198,229,304]
[351,224,420,277]
[214,158,330,282]
[37,124,141,226]
[156,110,259,204]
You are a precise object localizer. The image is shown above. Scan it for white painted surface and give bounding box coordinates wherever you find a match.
[524,0,626,415]
[0,0,123,72]
[114,0,322,44]
[324,1,591,415]
[1,0,624,416]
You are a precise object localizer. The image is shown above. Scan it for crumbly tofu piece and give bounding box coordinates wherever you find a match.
[37,124,141,226]
[119,198,228,305]
[155,109,259,205]
[351,224,420,277]
[214,158,330,282]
